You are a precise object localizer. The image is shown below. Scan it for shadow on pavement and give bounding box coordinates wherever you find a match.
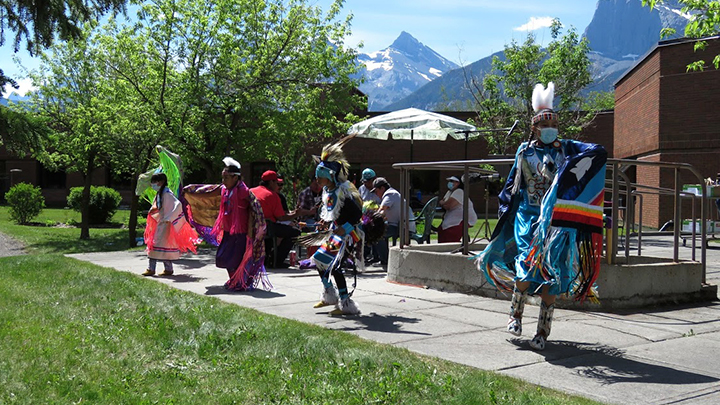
[204,285,285,298]
[338,312,432,337]
[175,257,216,269]
[163,274,206,283]
[595,301,720,319]
[509,339,719,385]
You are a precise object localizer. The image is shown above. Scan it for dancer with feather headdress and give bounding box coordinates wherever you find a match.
[475,82,607,350]
[298,138,378,315]
[208,157,270,291]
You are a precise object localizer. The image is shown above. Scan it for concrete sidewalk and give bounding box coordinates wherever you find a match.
[68,242,720,405]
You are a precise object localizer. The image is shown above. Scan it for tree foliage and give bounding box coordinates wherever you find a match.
[0,0,127,93]
[28,29,119,239]
[21,0,362,242]
[96,0,364,181]
[643,0,720,70]
[463,19,594,155]
[0,0,126,55]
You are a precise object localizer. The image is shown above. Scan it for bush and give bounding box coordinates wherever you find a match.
[67,186,122,225]
[6,183,45,224]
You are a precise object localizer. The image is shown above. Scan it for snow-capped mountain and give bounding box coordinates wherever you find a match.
[582,0,690,92]
[356,31,458,111]
[387,0,691,110]
[0,92,30,106]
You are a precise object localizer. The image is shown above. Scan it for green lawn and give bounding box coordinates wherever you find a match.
[0,207,599,404]
[0,206,142,254]
[0,255,598,404]
[416,217,499,242]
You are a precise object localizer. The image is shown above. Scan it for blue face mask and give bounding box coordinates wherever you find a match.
[151,183,160,191]
[539,127,558,144]
[447,182,455,190]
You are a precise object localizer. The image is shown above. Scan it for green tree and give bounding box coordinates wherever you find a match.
[463,19,594,154]
[88,0,361,244]
[28,29,117,239]
[96,0,363,181]
[94,20,173,247]
[0,0,127,93]
[0,106,51,157]
[642,0,720,70]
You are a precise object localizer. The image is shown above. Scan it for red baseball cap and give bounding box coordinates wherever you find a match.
[261,170,283,183]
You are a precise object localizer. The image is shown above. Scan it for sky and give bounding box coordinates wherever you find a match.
[2,0,600,96]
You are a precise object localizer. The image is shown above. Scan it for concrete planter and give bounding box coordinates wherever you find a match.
[387,243,716,311]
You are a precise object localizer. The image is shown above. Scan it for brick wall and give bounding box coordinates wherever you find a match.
[615,52,661,158]
[614,37,720,228]
[581,110,614,157]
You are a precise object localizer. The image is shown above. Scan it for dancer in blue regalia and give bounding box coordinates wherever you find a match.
[476,82,607,350]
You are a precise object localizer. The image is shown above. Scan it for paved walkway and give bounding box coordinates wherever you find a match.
[69,235,720,405]
[0,231,25,257]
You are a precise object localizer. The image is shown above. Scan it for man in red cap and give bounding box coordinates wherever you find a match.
[250,170,301,268]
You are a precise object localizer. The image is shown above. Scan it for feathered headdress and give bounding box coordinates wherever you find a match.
[531,82,558,125]
[315,136,353,184]
[222,157,241,174]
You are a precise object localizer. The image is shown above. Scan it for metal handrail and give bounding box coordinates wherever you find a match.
[393,157,709,281]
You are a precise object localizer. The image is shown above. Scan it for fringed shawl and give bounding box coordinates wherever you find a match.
[210,181,250,241]
[476,140,607,302]
[225,191,271,291]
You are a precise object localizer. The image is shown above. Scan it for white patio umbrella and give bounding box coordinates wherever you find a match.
[347,108,478,161]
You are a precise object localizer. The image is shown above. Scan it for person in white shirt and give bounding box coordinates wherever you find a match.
[372,177,415,265]
[438,176,477,243]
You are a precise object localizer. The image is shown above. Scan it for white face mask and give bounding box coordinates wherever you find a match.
[151,183,160,191]
[539,127,558,144]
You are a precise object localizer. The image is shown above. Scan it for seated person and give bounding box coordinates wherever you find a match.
[371,177,415,266]
[296,176,322,231]
[438,176,477,243]
[250,170,301,268]
[359,168,381,204]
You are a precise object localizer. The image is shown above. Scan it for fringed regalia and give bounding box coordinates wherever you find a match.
[476,139,607,302]
[311,181,365,275]
[145,188,200,260]
[182,184,222,245]
[211,182,270,291]
[182,155,271,292]
[141,146,200,261]
[300,138,366,315]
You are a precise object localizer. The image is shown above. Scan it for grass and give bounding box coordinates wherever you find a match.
[0,206,599,404]
[416,217,499,242]
[0,206,142,254]
[0,254,599,404]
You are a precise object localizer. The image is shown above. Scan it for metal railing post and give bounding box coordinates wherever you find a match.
[673,168,680,262]
[463,163,470,255]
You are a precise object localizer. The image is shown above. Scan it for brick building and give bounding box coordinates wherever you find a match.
[614,36,720,228]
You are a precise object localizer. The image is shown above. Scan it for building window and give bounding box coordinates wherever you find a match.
[38,162,66,189]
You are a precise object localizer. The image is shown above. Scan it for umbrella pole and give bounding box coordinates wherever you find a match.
[464,131,469,160]
[410,129,414,162]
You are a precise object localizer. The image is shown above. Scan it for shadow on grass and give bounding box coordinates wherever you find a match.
[204,285,285,298]
[24,230,132,254]
[508,338,719,385]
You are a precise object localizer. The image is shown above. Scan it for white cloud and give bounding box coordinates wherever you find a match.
[513,16,555,31]
[3,78,37,96]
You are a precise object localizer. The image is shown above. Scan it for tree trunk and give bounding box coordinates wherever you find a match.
[128,173,140,248]
[79,155,95,240]
[204,162,216,184]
